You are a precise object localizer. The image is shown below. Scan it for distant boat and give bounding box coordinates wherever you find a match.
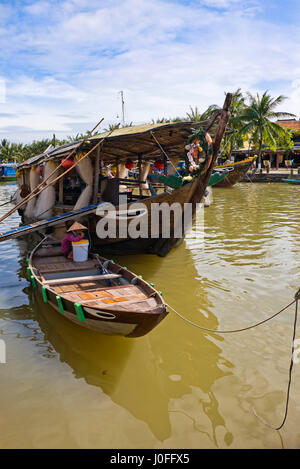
[0,163,17,182]
[282,178,300,184]
[213,156,256,187]
[28,237,168,337]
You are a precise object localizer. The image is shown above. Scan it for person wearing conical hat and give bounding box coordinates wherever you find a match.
[61,221,88,259]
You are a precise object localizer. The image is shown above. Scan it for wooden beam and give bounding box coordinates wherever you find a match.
[43,273,122,285]
[138,154,142,197]
[58,169,64,204]
[93,145,100,203]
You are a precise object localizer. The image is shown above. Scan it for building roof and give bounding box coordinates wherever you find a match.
[277,119,300,131]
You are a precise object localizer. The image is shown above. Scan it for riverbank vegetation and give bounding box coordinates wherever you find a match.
[0,90,298,163]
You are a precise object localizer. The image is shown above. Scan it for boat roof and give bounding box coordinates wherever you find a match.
[17,119,228,170]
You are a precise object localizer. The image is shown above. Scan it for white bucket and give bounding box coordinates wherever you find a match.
[72,239,89,262]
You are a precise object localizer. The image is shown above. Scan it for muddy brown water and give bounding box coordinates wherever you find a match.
[0,182,299,448]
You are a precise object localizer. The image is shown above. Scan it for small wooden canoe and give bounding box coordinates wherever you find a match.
[282,178,300,184]
[28,238,168,338]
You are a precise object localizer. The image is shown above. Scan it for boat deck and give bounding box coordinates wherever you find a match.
[33,255,157,313]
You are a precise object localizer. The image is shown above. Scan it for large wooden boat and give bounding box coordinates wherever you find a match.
[12,94,232,256]
[28,237,167,337]
[213,156,256,187]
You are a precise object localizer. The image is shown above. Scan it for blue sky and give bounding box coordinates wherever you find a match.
[0,0,299,142]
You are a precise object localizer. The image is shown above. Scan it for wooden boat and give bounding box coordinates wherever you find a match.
[208,169,229,186]
[213,156,256,187]
[28,237,168,337]
[282,178,300,184]
[12,94,232,256]
[0,163,17,182]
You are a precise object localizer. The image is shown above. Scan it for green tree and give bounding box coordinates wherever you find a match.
[239,91,295,168]
[222,88,247,156]
[186,104,220,122]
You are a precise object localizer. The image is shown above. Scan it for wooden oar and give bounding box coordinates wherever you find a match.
[0,117,104,224]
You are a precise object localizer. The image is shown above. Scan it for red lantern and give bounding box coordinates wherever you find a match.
[125,159,135,170]
[62,157,75,170]
[154,159,164,170]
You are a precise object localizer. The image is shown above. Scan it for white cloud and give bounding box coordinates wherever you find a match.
[0,0,299,142]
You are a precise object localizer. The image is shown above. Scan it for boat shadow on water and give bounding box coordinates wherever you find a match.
[7,238,235,446]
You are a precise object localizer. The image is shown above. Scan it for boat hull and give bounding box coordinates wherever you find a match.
[282,179,300,184]
[214,157,255,187]
[90,176,209,257]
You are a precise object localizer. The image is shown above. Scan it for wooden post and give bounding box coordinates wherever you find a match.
[138,154,142,197]
[93,146,100,203]
[58,170,64,204]
[163,153,167,192]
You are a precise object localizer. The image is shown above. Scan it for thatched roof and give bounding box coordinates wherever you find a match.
[18,119,227,170]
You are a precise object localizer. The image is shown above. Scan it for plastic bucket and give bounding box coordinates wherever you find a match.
[72,239,89,262]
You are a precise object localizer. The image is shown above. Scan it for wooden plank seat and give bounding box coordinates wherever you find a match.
[43,273,122,285]
[37,259,98,273]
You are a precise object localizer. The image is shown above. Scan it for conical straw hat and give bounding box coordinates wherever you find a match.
[67,221,88,232]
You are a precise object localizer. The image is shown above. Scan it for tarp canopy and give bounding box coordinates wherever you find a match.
[17,119,228,170]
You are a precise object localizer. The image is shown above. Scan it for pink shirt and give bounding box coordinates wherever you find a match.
[61,232,84,256]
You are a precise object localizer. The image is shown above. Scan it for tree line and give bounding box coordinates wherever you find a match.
[0,89,297,168]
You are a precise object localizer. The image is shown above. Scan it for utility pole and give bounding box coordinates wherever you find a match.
[119,91,125,127]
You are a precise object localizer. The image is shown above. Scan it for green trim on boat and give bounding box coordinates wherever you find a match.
[150,283,155,287]
[27,267,32,279]
[56,295,64,314]
[159,175,182,189]
[74,303,85,322]
[42,286,48,303]
[26,258,30,266]
[208,170,229,186]
[30,275,37,288]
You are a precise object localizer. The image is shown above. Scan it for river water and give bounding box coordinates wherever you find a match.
[0,182,299,449]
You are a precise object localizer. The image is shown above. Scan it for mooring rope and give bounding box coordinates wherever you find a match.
[166,298,297,334]
[150,131,181,177]
[166,288,300,430]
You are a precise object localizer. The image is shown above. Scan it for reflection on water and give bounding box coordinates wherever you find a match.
[0,183,300,448]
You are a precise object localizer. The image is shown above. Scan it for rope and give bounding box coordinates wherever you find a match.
[166,288,300,430]
[0,188,19,207]
[150,131,181,177]
[253,289,299,430]
[166,299,296,334]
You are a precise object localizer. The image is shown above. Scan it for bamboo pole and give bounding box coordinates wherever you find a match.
[93,145,101,204]
[0,121,119,225]
[0,117,104,223]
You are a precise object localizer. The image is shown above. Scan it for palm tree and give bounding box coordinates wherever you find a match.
[0,139,24,162]
[222,88,247,156]
[238,91,296,169]
[186,104,220,122]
